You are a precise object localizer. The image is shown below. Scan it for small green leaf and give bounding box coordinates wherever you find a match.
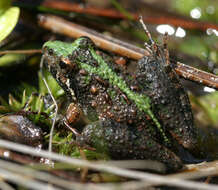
[8,94,22,111]
[0,53,26,67]
[0,7,20,42]
[38,70,64,98]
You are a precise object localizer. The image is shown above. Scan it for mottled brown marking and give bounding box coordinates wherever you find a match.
[61,57,72,65]
[90,85,98,95]
[65,103,80,124]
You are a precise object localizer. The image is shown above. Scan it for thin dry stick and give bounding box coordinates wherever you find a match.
[0,168,61,190]
[0,49,42,55]
[171,161,218,180]
[0,178,15,190]
[42,0,218,31]
[139,16,158,55]
[0,146,165,172]
[163,33,170,65]
[0,148,38,164]
[0,159,100,190]
[0,139,217,190]
[40,56,58,154]
[139,16,154,45]
[38,14,149,59]
[38,14,218,90]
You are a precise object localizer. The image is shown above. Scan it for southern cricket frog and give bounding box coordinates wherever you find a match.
[42,35,197,171]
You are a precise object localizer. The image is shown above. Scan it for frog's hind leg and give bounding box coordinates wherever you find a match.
[78,119,183,172]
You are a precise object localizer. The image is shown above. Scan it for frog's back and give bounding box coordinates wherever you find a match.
[72,49,156,132]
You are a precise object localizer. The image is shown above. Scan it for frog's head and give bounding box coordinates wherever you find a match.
[42,37,95,73]
[42,37,96,99]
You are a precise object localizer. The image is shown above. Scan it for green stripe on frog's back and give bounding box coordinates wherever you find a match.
[43,38,168,143]
[43,38,83,58]
[79,48,168,143]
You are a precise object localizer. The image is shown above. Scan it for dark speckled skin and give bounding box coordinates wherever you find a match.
[77,120,182,171]
[43,37,197,172]
[136,56,197,150]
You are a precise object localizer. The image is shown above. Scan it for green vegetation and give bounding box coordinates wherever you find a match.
[0,0,20,42]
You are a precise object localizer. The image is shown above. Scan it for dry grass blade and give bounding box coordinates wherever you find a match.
[0,168,61,190]
[38,14,218,90]
[171,161,218,180]
[0,179,15,190]
[0,159,106,190]
[0,139,218,189]
[40,55,58,154]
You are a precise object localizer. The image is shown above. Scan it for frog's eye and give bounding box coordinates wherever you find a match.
[59,60,67,69]
[48,48,53,55]
[60,58,75,69]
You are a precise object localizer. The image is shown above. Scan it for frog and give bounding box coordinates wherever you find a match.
[42,33,197,171]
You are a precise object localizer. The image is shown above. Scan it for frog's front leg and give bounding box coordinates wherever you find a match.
[77,119,183,172]
[64,102,99,136]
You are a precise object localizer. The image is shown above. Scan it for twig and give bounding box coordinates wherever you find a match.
[38,14,148,59]
[38,15,218,90]
[42,0,218,31]
[170,161,218,180]
[0,168,61,190]
[0,49,42,55]
[0,159,155,190]
[0,148,38,164]
[0,139,217,190]
[0,159,100,190]
[0,178,15,190]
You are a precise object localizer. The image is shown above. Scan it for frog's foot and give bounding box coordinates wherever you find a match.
[78,119,183,172]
